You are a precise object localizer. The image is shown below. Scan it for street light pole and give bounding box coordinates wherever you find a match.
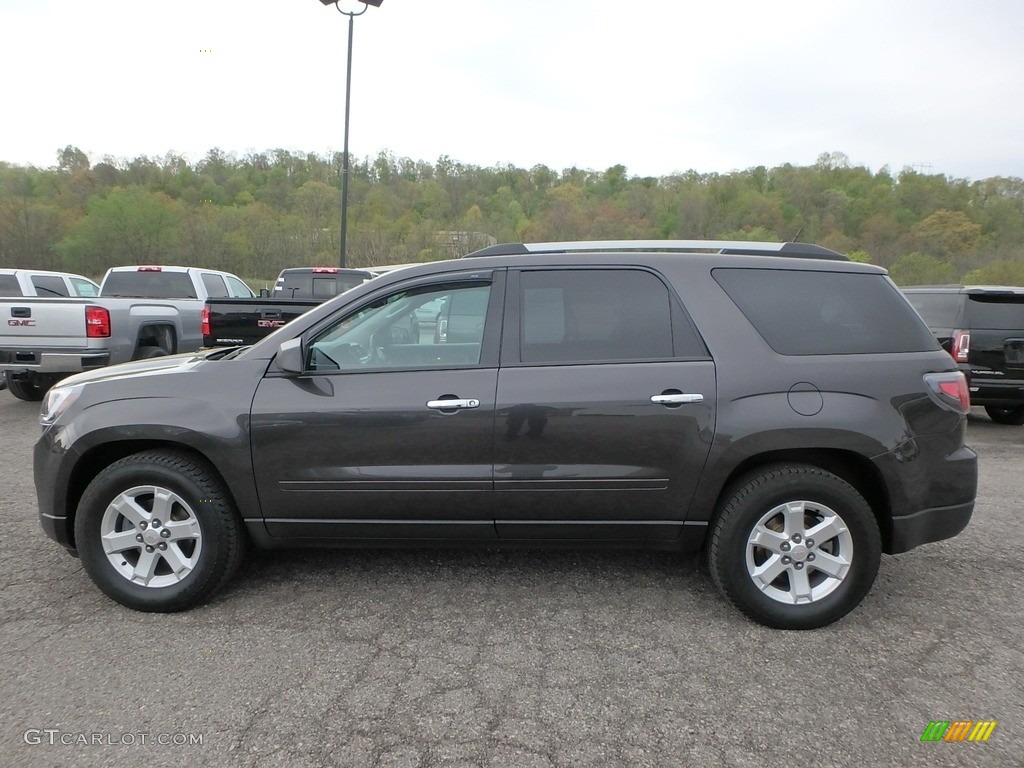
[319,0,383,268]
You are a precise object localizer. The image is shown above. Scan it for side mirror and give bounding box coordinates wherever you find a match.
[276,338,304,374]
[259,288,272,298]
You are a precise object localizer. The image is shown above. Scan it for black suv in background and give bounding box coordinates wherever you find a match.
[34,241,977,629]
[902,285,1024,424]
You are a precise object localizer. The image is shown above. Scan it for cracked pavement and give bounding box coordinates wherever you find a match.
[1,396,1020,767]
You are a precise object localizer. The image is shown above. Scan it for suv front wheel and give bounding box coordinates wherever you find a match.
[74,450,247,612]
[708,464,881,630]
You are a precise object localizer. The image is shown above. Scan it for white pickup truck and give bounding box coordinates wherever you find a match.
[0,265,253,400]
[0,268,100,299]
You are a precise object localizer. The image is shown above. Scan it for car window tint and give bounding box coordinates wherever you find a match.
[0,274,21,296]
[965,295,1024,330]
[519,270,673,363]
[903,292,961,327]
[715,268,937,355]
[308,283,490,372]
[201,273,229,298]
[31,275,69,297]
[101,272,198,299]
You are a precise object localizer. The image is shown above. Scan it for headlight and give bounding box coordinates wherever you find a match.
[40,384,83,426]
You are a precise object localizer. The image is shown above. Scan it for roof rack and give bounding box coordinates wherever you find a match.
[462,239,847,261]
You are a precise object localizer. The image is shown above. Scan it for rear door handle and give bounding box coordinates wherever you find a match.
[651,393,703,405]
[427,398,480,410]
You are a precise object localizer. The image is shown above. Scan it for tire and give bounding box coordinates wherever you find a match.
[74,449,246,612]
[5,372,58,401]
[135,346,170,360]
[984,405,1024,425]
[708,463,881,630]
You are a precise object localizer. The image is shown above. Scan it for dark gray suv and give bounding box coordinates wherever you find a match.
[34,240,977,629]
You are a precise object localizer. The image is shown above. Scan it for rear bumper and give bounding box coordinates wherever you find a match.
[0,349,110,374]
[962,368,1024,406]
[889,500,974,554]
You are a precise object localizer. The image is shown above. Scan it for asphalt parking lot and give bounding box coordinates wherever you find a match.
[0,394,1020,768]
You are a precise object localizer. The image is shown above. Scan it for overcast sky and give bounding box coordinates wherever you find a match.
[3,0,1022,180]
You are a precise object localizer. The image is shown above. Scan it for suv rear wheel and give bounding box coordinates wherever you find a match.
[74,449,246,612]
[984,405,1024,425]
[708,464,881,630]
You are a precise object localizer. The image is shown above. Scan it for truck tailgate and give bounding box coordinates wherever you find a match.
[0,298,89,347]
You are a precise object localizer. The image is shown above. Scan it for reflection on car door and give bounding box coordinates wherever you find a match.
[250,272,504,540]
[493,268,716,540]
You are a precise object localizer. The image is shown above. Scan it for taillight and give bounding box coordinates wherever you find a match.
[951,329,970,363]
[201,305,211,338]
[85,306,110,338]
[311,267,339,274]
[924,371,970,414]
[137,266,163,272]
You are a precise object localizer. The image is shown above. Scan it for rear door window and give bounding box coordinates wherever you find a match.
[0,275,21,296]
[514,269,698,363]
[715,268,938,355]
[201,273,229,298]
[31,275,69,297]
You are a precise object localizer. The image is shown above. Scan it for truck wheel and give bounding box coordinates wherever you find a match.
[984,405,1024,425]
[135,346,170,360]
[74,450,247,612]
[5,372,57,401]
[708,464,881,630]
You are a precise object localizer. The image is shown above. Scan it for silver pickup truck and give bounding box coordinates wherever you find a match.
[1,265,253,400]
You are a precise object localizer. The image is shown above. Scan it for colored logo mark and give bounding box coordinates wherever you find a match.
[920,720,997,742]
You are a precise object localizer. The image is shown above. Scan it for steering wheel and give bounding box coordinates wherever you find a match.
[368,332,387,364]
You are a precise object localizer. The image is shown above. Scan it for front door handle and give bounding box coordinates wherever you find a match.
[427,398,480,410]
[651,393,703,405]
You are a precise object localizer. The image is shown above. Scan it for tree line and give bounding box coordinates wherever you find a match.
[1,146,1023,286]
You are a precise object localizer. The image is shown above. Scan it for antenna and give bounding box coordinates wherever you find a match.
[791,228,803,243]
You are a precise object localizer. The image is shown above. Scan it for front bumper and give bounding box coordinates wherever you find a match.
[34,427,77,552]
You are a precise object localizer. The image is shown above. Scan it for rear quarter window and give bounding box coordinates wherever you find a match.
[714,268,938,355]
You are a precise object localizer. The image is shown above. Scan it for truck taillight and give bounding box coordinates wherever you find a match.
[201,305,211,338]
[951,329,970,362]
[924,371,971,414]
[85,306,110,338]
[137,266,163,272]
[311,267,339,273]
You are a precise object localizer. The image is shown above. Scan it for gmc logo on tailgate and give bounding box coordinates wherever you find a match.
[8,319,36,327]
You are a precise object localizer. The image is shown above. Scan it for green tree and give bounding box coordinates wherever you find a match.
[962,259,1024,286]
[57,186,183,273]
[888,252,957,286]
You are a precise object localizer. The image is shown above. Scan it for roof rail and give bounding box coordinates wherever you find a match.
[462,239,848,261]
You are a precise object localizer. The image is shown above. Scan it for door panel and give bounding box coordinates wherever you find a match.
[251,368,498,539]
[493,361,716,539]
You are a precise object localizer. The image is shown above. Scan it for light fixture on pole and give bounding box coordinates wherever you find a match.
[318,0,383,268]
